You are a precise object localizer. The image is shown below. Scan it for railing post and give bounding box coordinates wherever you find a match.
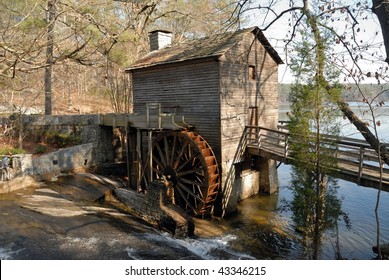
[358,146,364,184]
[242,127,248,152]
[284,134,289,160]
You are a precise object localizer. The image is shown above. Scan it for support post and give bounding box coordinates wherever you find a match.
[254,157,279,194]
[127,127,138,190]
[358,146,364,184]
[125,124,130,188]
[136,129,142,192]
[148,130,153,182]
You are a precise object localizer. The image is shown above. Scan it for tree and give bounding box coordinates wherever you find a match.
[1,0,238,117]
[234,0,389,260]
[373,0,389,63]
[286,25,343,259]
[235,0,389,165]
[44,0,56,115]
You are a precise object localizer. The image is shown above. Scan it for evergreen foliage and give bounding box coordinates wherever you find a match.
[285,19,346,259]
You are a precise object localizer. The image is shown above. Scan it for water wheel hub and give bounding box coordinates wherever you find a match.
[162,166,179,186]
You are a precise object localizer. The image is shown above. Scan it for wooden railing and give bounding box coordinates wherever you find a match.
[244,125,389,189]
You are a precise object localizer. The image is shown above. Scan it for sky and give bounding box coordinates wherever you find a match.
[243,0,387,84]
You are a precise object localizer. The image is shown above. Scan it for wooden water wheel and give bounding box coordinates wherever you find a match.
[151,130,220,216]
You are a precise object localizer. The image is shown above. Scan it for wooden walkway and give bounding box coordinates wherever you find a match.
[245,125,389,192]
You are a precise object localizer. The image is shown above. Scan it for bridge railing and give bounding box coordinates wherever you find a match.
[245,125,291,160]
[244,125,389,186]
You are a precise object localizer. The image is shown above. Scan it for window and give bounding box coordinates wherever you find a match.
[249,65,256,80]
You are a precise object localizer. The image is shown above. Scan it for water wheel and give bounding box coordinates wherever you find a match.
[151,130,220,216]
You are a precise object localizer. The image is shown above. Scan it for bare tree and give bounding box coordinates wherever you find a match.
[44,0,56,115]
[2,0,238,117]
[373,0,389,63]
[235,0,389,163]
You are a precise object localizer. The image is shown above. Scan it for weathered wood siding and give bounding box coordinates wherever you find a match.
[219,32,279,168]
[131,59,221,160]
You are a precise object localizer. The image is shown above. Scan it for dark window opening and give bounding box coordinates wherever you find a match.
[249,65,256,80]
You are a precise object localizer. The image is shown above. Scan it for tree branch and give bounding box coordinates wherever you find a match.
[373,0,389,63]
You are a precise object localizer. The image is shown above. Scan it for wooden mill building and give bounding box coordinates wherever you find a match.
[126,27,283,215]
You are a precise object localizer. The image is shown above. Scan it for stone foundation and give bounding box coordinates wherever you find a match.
[114,182,194,238]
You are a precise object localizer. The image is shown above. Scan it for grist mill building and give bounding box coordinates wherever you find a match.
[126,26,283,216]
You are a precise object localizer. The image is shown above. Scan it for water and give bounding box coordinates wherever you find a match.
[243,164,389,259]
[280,102,389,140]
[247,102,389,259]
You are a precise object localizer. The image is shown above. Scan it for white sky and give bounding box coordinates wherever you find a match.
[243,0,387,84]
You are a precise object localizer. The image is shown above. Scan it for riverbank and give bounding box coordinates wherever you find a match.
[0,173,241,260]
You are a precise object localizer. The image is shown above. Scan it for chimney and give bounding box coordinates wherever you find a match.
[149,30,172,51]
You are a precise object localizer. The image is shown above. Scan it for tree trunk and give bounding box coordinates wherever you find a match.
[373,0,389,64]
[44,0,56,115]
[336,0,389,165]
[336,99,389,165]
[304,0,389,166]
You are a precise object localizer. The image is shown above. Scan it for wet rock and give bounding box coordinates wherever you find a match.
[0,176,41,194]
[373,243,389,259]
[51,173,120,202]
[114,182,194,238]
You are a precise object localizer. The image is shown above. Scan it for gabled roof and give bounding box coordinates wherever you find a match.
[126,26,283,71]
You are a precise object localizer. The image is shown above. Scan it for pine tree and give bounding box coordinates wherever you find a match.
[287,26,344,259]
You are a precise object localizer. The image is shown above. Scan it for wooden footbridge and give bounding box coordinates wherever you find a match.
[244,125,389,191]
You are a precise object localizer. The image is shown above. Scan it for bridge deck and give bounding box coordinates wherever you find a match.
[100,113,191,130]
[245,126,389,191]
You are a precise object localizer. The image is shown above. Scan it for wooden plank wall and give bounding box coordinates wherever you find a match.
[131,59,222,160]
[219,32,279,168]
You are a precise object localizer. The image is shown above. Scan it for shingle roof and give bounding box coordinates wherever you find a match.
[126,27,283,71]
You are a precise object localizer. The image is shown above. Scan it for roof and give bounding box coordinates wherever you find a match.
[126,27,283,71]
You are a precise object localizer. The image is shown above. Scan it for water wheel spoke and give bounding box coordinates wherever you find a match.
[177,168,200,177]
[155,141,167,167]
[177,181,204,203]
[152,154,165,170]
[164,134,170,166]
[176,153,199,173]
[169,134,177,165]
[173,139,189,169]
[175,186,197,214]
[152,167,163,175]
[178,177,206,188]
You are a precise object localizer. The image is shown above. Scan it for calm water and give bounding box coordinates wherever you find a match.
[222,164,389,259]
[258,102,389,259]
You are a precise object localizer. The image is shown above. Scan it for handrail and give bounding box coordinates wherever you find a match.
[244,125,389,188]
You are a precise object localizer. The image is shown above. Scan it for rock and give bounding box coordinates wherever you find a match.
[114,182,194,238]
[373,243,389,259]
[0,176,42,194]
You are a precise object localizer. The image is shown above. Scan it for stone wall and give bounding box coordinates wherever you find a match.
[21,114,114,164]
[1,114,116,185]
[114,182,194,238]
[22,114,113,152]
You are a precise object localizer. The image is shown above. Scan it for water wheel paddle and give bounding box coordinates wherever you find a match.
[152,130,220,216]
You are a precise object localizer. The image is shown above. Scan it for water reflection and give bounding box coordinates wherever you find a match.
[216,163,389,260]
[283,166,345,259]
[222,191,304,259]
